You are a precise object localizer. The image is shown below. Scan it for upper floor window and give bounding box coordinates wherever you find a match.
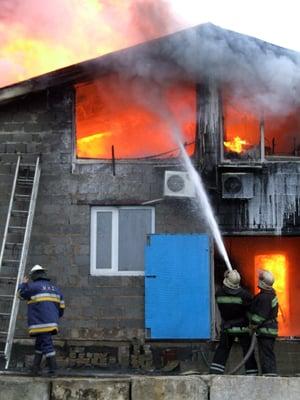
[75,75,196,160]
[222,89,261,163]
[222,87,300,162]
[264,108,300,157]
[90,206,155,276]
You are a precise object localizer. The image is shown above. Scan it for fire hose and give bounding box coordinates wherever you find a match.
[228,332,257,375]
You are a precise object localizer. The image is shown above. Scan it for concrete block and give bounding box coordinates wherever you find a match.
[209,376,300,400]
[51,378,130,400]
[131,376,208,400]
[0,376,49,400]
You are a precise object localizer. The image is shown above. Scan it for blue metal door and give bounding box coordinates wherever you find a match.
[145,234,211,339]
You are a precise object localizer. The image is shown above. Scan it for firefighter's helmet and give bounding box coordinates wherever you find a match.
[223,269,241,289]
[30,265,45,275]
[258,270,274,290]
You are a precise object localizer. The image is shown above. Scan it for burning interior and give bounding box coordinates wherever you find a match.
[75,74,196,160]
[222,88,300,161]
[223,236,300,337]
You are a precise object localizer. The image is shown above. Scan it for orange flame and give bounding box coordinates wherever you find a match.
[75,75,196,159]
[0,0,184,88]
[255,254,289,336]
[224,136,248,153]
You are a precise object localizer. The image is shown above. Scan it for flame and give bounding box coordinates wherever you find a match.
[75,75,196,159]
[255,254,289,336]
[0,0,184,88]
[1,38,74,84]
[224,136,248,153]
[222,88,260,157]
[77,132,112,158]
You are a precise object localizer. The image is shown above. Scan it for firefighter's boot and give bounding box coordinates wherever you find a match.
[46,355,57,375]
[31,353,43,375]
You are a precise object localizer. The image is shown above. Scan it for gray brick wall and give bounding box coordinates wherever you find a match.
[0,86,206,341]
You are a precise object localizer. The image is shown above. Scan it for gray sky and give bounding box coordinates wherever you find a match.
[171,0,300,51]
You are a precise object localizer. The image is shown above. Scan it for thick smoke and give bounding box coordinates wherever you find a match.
[112,23,300,117]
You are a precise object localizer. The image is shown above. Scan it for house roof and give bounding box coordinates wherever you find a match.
[0,23,299,105]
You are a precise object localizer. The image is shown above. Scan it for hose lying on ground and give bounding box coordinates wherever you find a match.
[228,333,257,375]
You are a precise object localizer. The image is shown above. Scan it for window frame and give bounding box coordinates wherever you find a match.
[90,206,155,276]
[220,92,300,164]
[220,93,265,164]
[72,80,198,165]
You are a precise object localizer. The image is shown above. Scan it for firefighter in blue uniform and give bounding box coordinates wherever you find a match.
[18,265,65,375]
[210,269,258,375]
[249,270,278,376]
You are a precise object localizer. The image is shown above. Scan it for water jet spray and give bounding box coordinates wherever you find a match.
[163,108,233,271]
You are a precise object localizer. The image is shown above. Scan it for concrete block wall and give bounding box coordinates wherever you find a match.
[0,85,206,344]
[1,375,300,400]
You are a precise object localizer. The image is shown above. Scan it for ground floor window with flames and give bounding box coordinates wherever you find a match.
[90,206,155,276]
[222,236,300,337]
[75,75,196,160]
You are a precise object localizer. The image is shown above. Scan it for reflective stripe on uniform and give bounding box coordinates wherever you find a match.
[216,296,243,304]
[28,293,61,304]
[28,297,61,304]
[246,369,258,375]
[210,362,225,372]
[258,327,278,336]
[226,326,250,334]
[272,297,278,308]
[45,351,56,358]
[28,322,58,335]
[250,313,266,324]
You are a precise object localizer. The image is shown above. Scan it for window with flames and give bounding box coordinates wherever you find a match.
[222,88,300,161]
[75,75,196,160]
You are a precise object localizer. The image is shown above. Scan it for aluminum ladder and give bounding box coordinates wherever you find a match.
[0,156,41,369]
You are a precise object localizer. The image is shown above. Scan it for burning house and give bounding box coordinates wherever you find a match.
[0,23,300,373]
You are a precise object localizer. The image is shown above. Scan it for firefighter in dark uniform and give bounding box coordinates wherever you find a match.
[210,269,258,375]
[249,270,278,376]
[18,265,65,375]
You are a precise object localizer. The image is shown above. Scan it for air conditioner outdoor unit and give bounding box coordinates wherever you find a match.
[164,171,196,198]
[221,173,254,199]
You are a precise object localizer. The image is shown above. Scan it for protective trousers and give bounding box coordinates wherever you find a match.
[257,336,277,376]
[34,332,56,358]
[210,331,258,375]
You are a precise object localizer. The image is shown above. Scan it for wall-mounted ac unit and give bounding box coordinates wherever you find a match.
[221,173,254,199]
[164,171,196,198]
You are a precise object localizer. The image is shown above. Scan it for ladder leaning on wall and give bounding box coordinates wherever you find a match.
[0,156,41,369]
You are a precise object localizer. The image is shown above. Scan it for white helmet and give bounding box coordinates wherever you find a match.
[258,270,274,290]
[30,265,45,275]
[223,269,241,289]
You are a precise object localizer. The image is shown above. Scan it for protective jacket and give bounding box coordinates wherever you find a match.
[249,288,278,337]
[216,285,252,334]
[18,278,65,336]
